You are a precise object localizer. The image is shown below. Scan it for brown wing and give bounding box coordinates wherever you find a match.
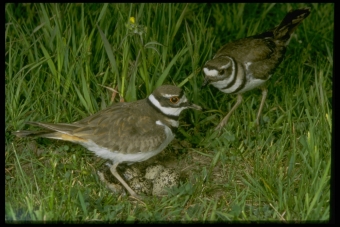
[71,100,167,154]
[214,37,277,63]
[16,101,168,154]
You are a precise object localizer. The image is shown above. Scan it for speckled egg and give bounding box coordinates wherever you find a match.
[152,168,180,196]
[122,166,142,182]
[129,177,153,195]
[145,164,165,180]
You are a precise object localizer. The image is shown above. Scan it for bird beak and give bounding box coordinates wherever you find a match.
[189,103,202,111]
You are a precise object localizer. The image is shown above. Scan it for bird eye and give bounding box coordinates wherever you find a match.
[218,69,224,75]
[169,96,179,104]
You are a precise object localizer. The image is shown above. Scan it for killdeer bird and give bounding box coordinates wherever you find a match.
[13,85,201,198]
[202,8,310,131]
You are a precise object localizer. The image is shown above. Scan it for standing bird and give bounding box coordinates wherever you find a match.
[202,8,310,131]
[13,85,201,199]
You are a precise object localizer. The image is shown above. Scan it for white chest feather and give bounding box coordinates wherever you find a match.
[236,77,268,93]
[207,60,270,94]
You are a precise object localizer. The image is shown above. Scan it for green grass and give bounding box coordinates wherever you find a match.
[5,3,332,222]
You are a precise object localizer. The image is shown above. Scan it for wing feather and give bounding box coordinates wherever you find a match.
[16,100,168,154]
[71,101,167,154]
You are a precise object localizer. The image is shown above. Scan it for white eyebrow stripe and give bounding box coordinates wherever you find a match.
[159,93,188,105]
[161,93,179,98]
[220,61,231,69]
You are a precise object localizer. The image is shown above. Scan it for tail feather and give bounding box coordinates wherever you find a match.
[274,8,311,40]
[13,129,62,139]
[13,130,47,137]
[25,122,80,135]
[13,121,82,140]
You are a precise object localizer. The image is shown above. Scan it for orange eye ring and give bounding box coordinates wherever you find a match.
[169,96,179,104]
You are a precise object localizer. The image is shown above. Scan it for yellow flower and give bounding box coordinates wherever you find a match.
[129,17,135,24]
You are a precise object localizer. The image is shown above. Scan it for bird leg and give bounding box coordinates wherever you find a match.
[215,94,243,131]
[109,163,140,199]
[97,170,124,195]
[256,87,268,128]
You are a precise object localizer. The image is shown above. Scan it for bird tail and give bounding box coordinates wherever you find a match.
[13,129,54,138]
[13,122,84,142]
[273,8,311,40]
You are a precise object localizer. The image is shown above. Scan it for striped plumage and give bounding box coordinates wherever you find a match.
[203,8,311,130]
[14,85,201,198]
